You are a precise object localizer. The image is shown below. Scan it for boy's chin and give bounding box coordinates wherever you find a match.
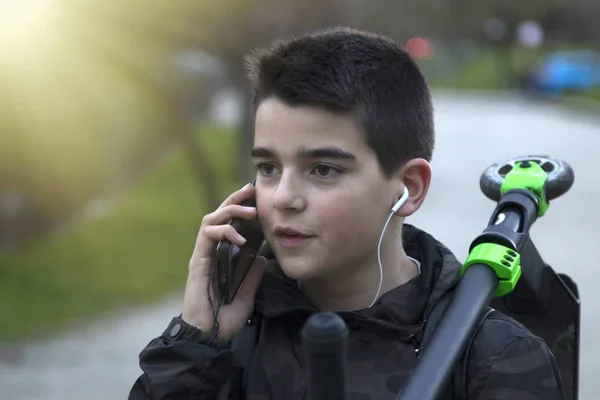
[278,260,323,282]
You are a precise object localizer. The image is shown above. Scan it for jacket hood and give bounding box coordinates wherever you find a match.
[254,224,463,336]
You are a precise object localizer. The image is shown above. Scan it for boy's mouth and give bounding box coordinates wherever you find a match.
[273,226,315,247]
[274,226,312,237]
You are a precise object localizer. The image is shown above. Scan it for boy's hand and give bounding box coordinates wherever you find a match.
[181,183,267,342]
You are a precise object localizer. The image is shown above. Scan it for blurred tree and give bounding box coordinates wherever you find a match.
[67,1,226,208]
[0,0,228,247]
[188,0,299,183]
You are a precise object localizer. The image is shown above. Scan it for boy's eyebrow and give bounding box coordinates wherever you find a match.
[251,146,356,161]
[250,146,277,158]
[297,147,356,161]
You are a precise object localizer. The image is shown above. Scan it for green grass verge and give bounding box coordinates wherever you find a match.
[428,44,600,108]
[0,124,239,343]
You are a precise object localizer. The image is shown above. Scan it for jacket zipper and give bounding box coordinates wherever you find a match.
[302,389,308,400]
[409,333,421,358]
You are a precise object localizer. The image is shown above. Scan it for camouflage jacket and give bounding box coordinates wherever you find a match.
[129,224,563,399]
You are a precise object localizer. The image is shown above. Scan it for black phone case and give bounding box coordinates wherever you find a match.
[215,188,264,305]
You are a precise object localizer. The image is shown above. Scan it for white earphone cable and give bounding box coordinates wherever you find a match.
[369,187,409,308]
[369,210,396,308]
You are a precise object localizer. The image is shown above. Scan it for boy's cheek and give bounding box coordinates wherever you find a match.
[257,210,271,235]
[317,206,371,243]
[255,200,272,241]
[255,194,270,221]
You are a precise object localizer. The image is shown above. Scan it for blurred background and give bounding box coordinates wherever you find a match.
[0,0,598,399]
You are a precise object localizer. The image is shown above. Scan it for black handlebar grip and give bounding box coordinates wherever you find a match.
[302,312,349,400]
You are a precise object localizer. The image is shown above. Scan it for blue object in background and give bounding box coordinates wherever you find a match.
[527,49,600,95]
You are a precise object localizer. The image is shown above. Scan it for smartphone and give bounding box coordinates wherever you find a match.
[214,179,265,305]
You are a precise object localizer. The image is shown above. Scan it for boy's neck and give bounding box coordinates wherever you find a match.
[301,225,420,312]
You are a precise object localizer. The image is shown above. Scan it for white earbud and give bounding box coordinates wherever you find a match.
[391,187,410,213]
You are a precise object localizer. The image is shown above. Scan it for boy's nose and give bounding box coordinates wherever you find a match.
[271,175,306,212]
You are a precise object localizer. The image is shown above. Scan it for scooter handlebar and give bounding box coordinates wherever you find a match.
[396,263,498,400]
[302,312,349,400]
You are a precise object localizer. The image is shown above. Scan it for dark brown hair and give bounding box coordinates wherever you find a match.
[244,26,435,177]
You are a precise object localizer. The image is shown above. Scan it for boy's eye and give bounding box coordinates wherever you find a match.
[257,163,279,176]
[313,164,341,178]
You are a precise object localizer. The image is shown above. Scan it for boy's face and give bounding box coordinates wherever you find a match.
[252,98,403,282]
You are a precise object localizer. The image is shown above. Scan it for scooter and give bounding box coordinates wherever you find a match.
[302,155,579,400]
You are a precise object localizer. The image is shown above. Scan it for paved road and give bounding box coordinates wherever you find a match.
[1,92,598,399]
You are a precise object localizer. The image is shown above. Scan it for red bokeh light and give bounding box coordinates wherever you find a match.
[405,37,434,60]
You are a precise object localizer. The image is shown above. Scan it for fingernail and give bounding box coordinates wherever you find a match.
[237,234,247,243]
[243,206,256,212]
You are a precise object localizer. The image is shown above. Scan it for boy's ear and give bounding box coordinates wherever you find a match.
[393,158,432,217]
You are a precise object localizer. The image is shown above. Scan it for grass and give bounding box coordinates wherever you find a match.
[564,87,600,104]
[425,46,535,90]
[0,124,239,343]
[427,43,600,109]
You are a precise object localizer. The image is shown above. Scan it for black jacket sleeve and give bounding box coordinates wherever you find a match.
[473,334,564,400]
[128,316,234,400]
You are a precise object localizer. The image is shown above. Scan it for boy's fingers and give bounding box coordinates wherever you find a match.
[218,183,255,210]
[201,204,257,227]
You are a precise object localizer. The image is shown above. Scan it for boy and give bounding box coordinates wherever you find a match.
[129,27,563,399]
